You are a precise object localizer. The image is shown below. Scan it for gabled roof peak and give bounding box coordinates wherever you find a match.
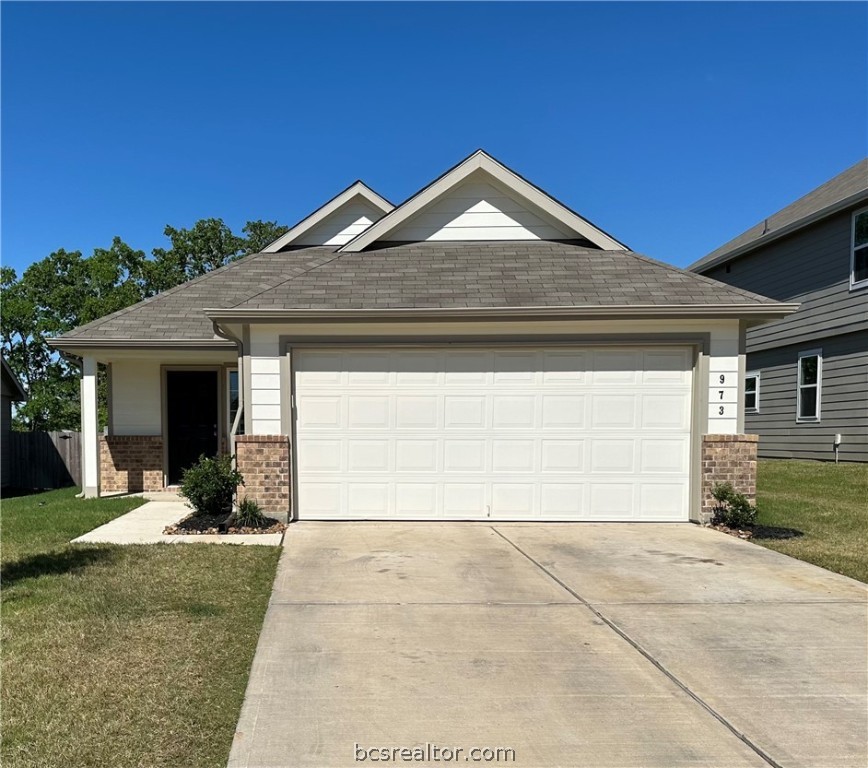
[262,180,393,252]
[338,149,628,252]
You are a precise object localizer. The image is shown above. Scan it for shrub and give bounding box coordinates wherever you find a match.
[711,482,758,529]
[179,454,243,517]
[233,497,267,528]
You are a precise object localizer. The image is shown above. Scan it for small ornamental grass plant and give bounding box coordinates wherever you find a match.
[233,497,268,528]
[179,454,243,517]
[711,481,758,529]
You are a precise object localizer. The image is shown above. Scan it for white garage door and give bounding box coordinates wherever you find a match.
[293,346,693,521]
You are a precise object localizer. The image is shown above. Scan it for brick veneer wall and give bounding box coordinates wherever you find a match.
[701,434,758,523]
[100,435,164,493]
[234,435,291,521]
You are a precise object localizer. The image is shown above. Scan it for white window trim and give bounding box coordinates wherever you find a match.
[851,206,868,291]
[745,371,760,414]
[227,367,240,434]
[796,349,822,423]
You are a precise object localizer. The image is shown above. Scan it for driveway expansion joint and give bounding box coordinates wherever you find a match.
[489,525,785,768]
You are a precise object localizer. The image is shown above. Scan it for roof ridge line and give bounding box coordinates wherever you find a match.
[226,249,349,309]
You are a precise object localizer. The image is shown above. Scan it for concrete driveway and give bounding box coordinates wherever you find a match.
[229,524,867,768]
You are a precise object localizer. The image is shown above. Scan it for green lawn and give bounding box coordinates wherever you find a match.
[754,459,868,583]
[1,488,281,768]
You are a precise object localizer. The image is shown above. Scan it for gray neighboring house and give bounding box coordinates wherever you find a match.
[690,159,868,462]
[1,357,27,488]
[49,150,797,522]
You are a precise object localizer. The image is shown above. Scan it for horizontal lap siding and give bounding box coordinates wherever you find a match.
[704,210,868,352]
[390,180,572,242]
[746,332,868,461]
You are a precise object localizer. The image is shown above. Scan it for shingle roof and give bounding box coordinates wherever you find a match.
[691,158,868,272]
[56,248,341,341]
[228,241,776,311]
[53,241,780,345]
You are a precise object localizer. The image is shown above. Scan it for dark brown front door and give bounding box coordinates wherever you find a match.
[166,370,219,484]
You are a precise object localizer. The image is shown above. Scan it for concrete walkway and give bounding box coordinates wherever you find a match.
[229,522,867,768]
[72,493,283,546]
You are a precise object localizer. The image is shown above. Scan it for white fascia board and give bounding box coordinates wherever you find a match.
[206,303,800,323]
[262,181,394,252]
[339,150,629,253]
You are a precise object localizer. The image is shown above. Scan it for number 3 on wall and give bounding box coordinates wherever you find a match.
[719,405,725,415]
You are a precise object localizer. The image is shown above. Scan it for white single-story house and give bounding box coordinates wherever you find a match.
[50,150,797,522]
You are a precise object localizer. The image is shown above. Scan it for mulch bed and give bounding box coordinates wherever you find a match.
[164,513,286,536]
[706,523,803,541]
[706,523,754,540]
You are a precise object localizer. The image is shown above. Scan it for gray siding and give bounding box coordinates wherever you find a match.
[1,395,10,487]
[704,209,868,353]
[746,331,868,462]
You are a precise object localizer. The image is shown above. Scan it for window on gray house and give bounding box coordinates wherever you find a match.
[853,208,868,288]
[745,372,760,413]
[797,351,822,422]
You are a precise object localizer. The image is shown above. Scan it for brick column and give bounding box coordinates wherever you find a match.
[700,434,758,523]
[234,435,291,521]
[100,436,164,494]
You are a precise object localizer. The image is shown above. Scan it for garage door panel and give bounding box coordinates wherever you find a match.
[542,394,586,428]
[299,440,343,472]
[589,484,635,519]
[396,483,438,515]
[396,396,438,428]
[492,440,535,472]
[444,397,486,428]
[592,349,641,384]
[541,484,585,516]
[542,350,588,383]
[640,483,689,520]
[298,397,342,428]
[591,395,637,429]
[445,351,491,383]
[493,395,535,427]
[541,440,585,472]
[641,394,690,429]
[347,483,389,515]
[643,349,691,382]
[294,346,692,521]
[396,440,438,472]
[590,439,636,473]
[444,440,486,472]
[347,440,390,472]
[492,484,535,515]
[640,439,689,474]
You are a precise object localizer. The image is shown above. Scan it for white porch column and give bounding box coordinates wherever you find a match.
[80,355,101,497]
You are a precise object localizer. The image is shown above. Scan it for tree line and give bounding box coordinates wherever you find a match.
[1,219,287,431]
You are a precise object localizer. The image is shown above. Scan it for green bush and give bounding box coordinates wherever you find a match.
[179,454,243,517]
[711,481,758,529]
[233,497,267,528]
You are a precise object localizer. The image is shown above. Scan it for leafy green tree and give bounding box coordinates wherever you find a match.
[242,220,288,255]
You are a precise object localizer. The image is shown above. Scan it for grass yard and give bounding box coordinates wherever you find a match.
[1,488,281,768]
[755,459,868,583]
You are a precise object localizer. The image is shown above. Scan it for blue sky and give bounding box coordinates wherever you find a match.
[2,2,866,273]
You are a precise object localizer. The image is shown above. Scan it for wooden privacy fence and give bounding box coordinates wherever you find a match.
[8,431,81,489]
